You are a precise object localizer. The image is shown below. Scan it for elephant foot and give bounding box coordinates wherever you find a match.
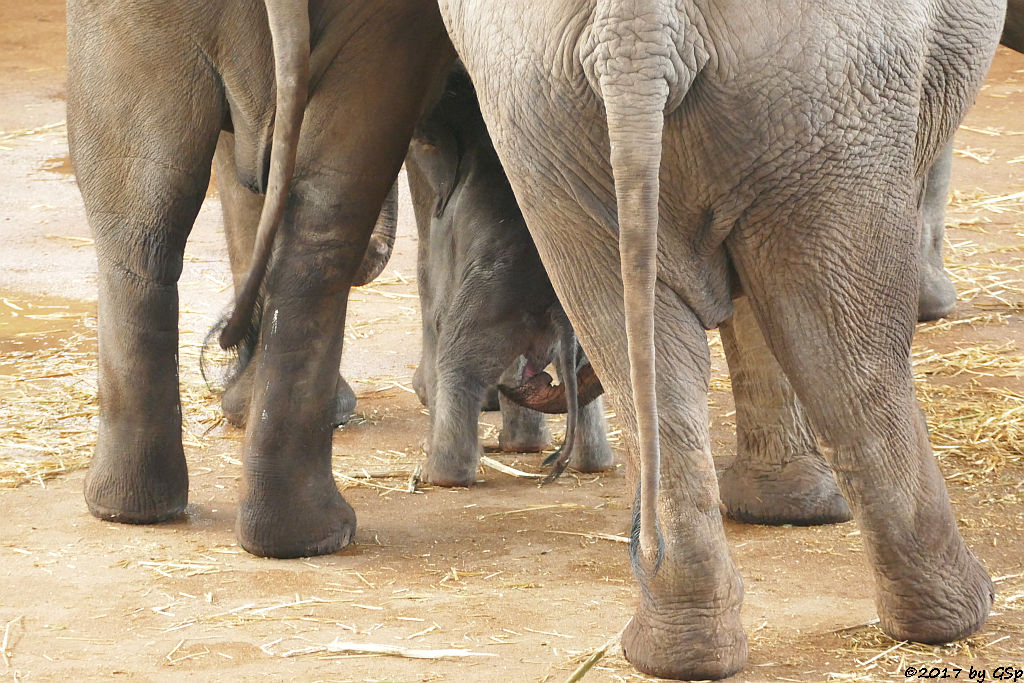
[572,434,615,473]
[422,449,479,487]
[876,536,993,644]
[237,468,356,558]
[223,369,355,428]
[718,455,851,526]
[85,438,188,524]
[621,588,748,680]
[498,428,552,453]
[917,267,957,322]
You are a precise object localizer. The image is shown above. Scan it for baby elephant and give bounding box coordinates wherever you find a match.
[407,66,614,486]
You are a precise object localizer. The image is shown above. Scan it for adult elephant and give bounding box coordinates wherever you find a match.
[68,0,454,558]
[438,1,1003,679]
[722,2,1024,525]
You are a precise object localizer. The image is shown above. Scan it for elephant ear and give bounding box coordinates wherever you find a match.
[409,118,460,218]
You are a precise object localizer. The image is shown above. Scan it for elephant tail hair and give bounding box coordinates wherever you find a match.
[201,296,263,392]
[220,0,310,350]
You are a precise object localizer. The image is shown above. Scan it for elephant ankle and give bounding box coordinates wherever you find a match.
[422,445,480,487]
[498,426,551,453]
[571,433,615,472]
[238,466,355,558]
[622,585,747,680]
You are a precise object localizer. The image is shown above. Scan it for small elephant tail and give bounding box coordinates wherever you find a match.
[201,298,264,392]
[541,308,581,482]
[220,0,310,350]
[351,180,399,287]
[588,0,702,567]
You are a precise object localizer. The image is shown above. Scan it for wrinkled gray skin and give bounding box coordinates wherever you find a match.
[212,132,400,429]
[439,0,1003,678]
[722,5,1024,527]
[68,0,454,559]
[405,68,614,486]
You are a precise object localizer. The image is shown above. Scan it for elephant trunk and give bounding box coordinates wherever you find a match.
[352,180,399,287]
[220,0,310,349]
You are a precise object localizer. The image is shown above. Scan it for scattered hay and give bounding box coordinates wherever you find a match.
[0,309,224,489]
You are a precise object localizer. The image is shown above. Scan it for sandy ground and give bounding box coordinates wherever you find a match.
[1,3,1022,681]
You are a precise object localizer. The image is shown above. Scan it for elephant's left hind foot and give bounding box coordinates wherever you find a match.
[85,434,188,524]
[718,455,851,526]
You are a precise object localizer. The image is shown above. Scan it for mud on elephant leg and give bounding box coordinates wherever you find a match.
[718,296,851,525]
[497,357,552,453]
[733,209,992,645]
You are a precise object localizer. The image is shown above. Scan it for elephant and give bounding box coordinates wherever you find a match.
[404,66,614,486]
[437,0,1003,679]
[68,0,455,558]
[205,132,401,429]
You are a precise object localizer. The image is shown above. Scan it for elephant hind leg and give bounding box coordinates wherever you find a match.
[71,99,223,524]
[718,296,850,526]
[730,203,992,644]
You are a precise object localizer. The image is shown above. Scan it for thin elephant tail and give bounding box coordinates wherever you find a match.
[590,0,697,567]
[542,308,580,483]
[220,0,310,350]
[352,180,399,287]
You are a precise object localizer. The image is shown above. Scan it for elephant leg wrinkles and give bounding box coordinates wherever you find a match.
[719,296,851,525]
[729,188,993,645]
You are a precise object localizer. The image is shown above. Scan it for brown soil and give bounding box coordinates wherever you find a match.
[1,3,1022,681]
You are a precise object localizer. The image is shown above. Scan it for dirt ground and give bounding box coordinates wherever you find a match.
[1,3,1023,682]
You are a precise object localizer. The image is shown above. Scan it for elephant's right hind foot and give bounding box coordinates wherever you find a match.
[876,533,993,645]
[622,592,748,681]
[238,473,356,558]
[85,440,188,524]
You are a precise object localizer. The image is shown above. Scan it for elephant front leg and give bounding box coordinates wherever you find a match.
[424,366,487,487]
[717,296,851,525]
[87,255,190,523]
[236,218,361,559]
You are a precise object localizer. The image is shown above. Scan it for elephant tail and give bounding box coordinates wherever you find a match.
[589,0,700,567]
[220,0,310,350]
[541,308,580,482]
[352,180,399,287]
